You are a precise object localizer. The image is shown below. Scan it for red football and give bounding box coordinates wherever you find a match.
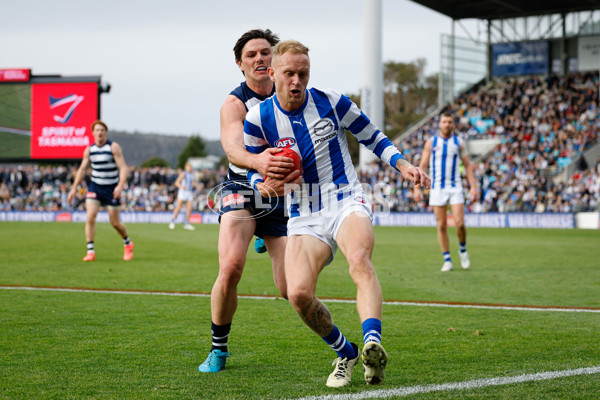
[278,147,302,176]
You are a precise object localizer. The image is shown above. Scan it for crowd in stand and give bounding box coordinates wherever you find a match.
[1,73,599,214]
[0,164,227,213]
[359,72,600,213]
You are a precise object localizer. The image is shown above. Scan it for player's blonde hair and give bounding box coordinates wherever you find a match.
[272,40,309,58]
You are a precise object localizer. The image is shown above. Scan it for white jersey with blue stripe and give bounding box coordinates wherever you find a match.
[89,140,119,186]
[181,171,194,191]
[429,134,466,190]
[244,87,405,217]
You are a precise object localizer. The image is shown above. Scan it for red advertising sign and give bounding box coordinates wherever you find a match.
[0,68,30,82]
[30,82,98,159]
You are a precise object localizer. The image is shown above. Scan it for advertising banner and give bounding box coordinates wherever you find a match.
[578,36,600,72]
[0,68,30,82]
[30,82,98,159]
[492,41,549,77]
[0,211,576,229]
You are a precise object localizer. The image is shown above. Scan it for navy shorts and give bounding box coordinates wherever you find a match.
[86,181,120,207]
[219,170,288,237]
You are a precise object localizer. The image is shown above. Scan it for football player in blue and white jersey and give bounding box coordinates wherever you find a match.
[413,112,478,272]
[244,40,430,388]
[169,162,199,230]
[198,29,299,375]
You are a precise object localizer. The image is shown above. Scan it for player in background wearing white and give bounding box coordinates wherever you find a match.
[169,162,199,230]
[198,29,298,374]
[413,112,478,272]
[244,40,430,387]
[67,120,134,261]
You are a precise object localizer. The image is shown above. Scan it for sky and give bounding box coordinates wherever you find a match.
[3,0,481,140]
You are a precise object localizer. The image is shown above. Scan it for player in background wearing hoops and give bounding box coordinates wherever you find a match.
[413,112,478,272]
[198,29,299,373]
[67,120,134,262]
[169,162,199,230]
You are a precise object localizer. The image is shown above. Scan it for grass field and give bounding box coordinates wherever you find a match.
[1,222,599,399]
[0,84,31,159]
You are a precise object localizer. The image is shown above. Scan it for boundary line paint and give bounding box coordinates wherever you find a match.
[1,285,599,313]
[287,366,600,400]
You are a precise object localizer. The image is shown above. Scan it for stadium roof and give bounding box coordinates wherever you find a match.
[411,0,600,20]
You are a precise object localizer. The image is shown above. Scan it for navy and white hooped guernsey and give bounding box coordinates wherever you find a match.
[228,81,275,176]
[244,87,405,218]
[89,140,119,186]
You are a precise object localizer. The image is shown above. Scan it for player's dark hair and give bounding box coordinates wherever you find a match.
[233,29,280,63]
[440,111,454,120]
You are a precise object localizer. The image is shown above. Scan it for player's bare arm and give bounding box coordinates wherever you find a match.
[413,138,432,202]
[111,142,128,199]
[220,95,293,177]
[67,147,90,203]
[174,172,185,190]
[461,153,479,201]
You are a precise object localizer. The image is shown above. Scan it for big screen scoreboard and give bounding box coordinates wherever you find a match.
[0,68,102,161]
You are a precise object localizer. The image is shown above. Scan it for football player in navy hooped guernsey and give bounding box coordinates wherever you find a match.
[198,29,301,374]
[244,40,431,387]
[67,120,134,262]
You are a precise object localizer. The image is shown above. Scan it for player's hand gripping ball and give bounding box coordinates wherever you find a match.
[279,147,302,177]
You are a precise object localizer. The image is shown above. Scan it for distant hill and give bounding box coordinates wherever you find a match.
[108,131,224,167]
[0,129,224,167]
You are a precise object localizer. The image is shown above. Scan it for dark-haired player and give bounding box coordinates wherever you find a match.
[198,29,299,373]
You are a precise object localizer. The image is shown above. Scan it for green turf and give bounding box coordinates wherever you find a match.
[0,131,30,159]
[0,84,30,130]
[1,222,599,399]
[0,84,31,159]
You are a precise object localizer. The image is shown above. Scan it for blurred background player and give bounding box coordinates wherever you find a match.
[198,28,296,374]
[67,120,134,261]
[169,162,199,230]
[245,40,430,387]
[414,112,478,271]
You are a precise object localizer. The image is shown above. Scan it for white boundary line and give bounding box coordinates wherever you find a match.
[2,286,600,313]
[288,366,600,400]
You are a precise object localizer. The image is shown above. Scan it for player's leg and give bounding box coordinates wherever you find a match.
[336,211,387,385]
[212,209,255,323]
[170,199,183,229]
[336,212,380,321]
[285,234,358,387]
[263,235,288,299]
[199,209,255,373]
[433,205,453,271]
[183,200,195,230]
[108,206,133,260]
[450,202,470,269]
[83,199,100,261]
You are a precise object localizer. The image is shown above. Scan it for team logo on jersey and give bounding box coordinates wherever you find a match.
[275,137,296,148]
[355,195,366,204]
[49,94,84,124]
[312,118,335,136]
